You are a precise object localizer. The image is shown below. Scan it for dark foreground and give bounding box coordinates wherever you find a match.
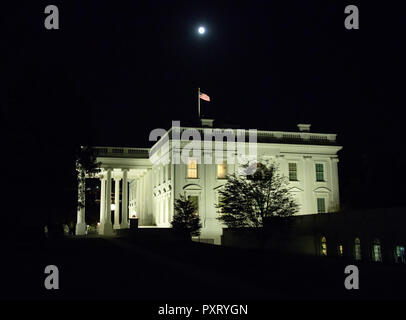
[2,232,406,300]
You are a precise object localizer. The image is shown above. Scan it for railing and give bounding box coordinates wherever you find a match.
[149,127,337,155]
[93,146,150,158]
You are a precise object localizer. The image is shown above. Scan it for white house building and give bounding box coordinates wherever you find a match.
[76,120,342,245]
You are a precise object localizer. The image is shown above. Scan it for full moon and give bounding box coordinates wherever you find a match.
[198,26,205,34]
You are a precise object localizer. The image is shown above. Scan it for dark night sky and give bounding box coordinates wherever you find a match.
[2,1,406,212]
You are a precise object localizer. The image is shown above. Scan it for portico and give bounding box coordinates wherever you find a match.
[76,147,154,235]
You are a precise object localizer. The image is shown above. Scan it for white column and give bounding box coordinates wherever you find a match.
[99,176,106,223]
[99,168,114,235]
[113,177,121,229]
[135,178,140,219]
[160,197,164,226]
[142,175,146,217]
[331,158,340,212]
[157,198,161,226]
[165,196,169,225]
[303,156,313,214]
[140,175,145,219]
[168,194,173,224]
[121,168,129,228]
[75,175,87,235]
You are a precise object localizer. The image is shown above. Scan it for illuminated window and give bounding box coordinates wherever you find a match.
[394,246,405,264]
[288,163,298,181]
[321,236,327,256]
[338,244,344,256]
[217,162,227,179]
[372,238,382,262]
[189,195,199,216]
[354,237,361,260]
[187,159,198,178]
[315,163,324,182]
[317,198,326,213]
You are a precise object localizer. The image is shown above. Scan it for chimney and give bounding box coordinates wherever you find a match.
[201,118,214,128]
[297,124,311,132]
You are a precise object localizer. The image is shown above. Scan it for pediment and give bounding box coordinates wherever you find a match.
[288,187,303,193]
[313,187,331,193]
[183,183,202,191]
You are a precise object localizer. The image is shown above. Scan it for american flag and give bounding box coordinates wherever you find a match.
[199,92,210,102]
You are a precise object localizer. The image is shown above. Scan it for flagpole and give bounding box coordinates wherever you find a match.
[198,87,201,119]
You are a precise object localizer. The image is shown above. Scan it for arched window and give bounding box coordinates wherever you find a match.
[394,246,405,264]
[338,244,344,257]
[372,238,382,262]
[321,236,327,256]
[354,237,361,260]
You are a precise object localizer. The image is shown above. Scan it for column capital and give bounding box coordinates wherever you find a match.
[122,168,129,173]
[114,176,122,182]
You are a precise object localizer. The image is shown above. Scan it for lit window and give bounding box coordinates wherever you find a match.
[317,198,326,213]
[394,246,405,264]
[315,163,324,182]
[288,163,298,181]
[321,236,327,256]
[338,244,344,256]
[354,237,361,260]
[187,159,198,178]
[189,195,199,216]
[217,162,227,179]
[372,238,382,262]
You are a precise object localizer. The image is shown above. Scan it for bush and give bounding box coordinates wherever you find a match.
[171,194,202,238]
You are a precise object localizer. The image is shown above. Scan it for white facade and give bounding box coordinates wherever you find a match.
[76,121,342,245]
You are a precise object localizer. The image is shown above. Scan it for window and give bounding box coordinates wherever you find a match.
[315,163,324,182]
[321,236,327,256]
[288,163,298,181]
[187,159,198,178]
[354,237,361,260]
[372,238,382,262]
[338,244,344,257]
[317,198,326,213]
[188,195,199,216]
[217,162,227,179]
[394,246,405,264]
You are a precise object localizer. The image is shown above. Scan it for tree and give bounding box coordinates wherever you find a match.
[216,161,299,246]
[72,146,101,234]
[171,194,202,238]
[75,146,101,209]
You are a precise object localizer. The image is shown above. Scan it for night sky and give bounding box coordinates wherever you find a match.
[2,1,405,217]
